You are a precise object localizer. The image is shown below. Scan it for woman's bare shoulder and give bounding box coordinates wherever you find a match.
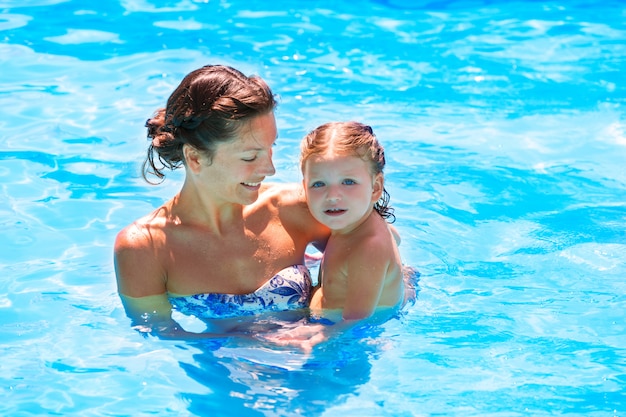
[114,209,165,252]
[261,182,305,204]
[260,182,330,245]
[114,209,169,297]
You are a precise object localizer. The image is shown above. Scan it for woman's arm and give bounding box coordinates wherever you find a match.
[119,293,181,337]
[114,223,195,339]
[276,183,330,251]
[119,293,246,340]
[114,222,168,298]
[114,223,267,340]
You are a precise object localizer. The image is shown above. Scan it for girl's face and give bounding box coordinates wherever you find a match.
[303,152,382,234]
[194,112,277,206]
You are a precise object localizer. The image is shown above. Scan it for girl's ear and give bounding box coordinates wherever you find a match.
[371,173,384,203]
[183,144,202,174]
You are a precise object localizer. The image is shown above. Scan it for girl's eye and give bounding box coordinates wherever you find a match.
[311,181,325,188]
[343,179,356,185]
[242,156,257,162]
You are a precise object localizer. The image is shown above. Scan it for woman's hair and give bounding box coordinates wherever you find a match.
[300,121,395,222]
[143,64,276,182]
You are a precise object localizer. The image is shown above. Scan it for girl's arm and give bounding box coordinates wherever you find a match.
[340,237,390,321]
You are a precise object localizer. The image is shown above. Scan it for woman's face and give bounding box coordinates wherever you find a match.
[199,112,277,205]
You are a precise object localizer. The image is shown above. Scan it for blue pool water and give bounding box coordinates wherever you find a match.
[1,0,625,415]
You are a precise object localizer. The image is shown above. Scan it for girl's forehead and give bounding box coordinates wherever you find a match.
[308,152,362,163]
[304,153,370,173]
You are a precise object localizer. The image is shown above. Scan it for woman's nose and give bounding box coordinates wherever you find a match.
[260,154,276,177]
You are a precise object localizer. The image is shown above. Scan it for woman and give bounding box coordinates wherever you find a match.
[114,65,329,338]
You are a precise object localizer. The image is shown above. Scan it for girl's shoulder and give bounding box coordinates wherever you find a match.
[346,211,395,244]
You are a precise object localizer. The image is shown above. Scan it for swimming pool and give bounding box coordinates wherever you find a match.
[1,0,625,415]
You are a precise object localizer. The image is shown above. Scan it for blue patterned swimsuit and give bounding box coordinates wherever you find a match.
[168,265,312,319]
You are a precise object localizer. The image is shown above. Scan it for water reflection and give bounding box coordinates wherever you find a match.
[177,323,386,416]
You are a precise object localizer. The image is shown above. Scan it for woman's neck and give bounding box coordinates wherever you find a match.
[171,182,244,234]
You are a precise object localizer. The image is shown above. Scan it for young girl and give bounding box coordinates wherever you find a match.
[300,121,409,321]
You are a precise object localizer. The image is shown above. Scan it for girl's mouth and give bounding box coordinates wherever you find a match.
[324,208,346,216]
